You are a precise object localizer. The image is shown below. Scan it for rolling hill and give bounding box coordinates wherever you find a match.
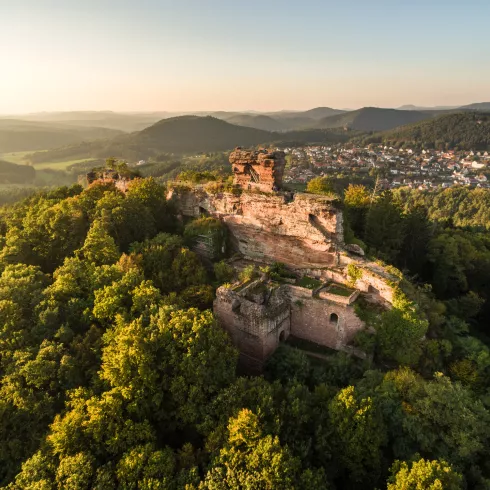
[128,116,274,153]
[0,119,124,153]
[363,112,490,150]
[24,116,354,163]
[459,102,490,111]
[311,107,432,131]
[398,104,459,111]
[206,107,346,131]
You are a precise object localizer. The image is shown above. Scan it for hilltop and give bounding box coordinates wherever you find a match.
[311,107,431,131]
[459,102,490,111]
[216,113,288,131]
[364,111,490,149]
[126,116,276,153]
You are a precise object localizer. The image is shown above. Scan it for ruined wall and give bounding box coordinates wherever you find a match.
[214,283,290,372]
[338,256,398,304]
[287,286,365,351]
[168,188,344,269]
[214,279,366,371]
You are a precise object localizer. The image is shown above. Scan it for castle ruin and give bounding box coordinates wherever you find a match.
[168,148,397,371]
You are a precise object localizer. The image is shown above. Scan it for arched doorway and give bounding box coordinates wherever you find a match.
[329,313,339,326]
[279,330,285,342]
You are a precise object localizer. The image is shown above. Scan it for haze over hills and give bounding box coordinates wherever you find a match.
[0,119,124,153]
[24,116,354,164]
[2,111,166,132]
[215,114,289,132]
[397,104,460,111]
[3,103,490,160]
[3,102,489,135]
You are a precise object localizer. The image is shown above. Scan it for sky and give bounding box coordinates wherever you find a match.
[0,0,489,113]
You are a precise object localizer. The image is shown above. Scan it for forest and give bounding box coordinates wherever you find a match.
[1,172,490,489]
[360,112,490,150]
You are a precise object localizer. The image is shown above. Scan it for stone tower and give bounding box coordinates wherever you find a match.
[230,148,286,192]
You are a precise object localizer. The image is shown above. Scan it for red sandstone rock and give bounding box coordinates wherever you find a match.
[229,148,286,192]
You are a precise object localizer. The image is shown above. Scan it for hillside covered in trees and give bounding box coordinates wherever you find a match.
[310,107,431,131]
[362,112,490,150]
[1,173,490,488]
[0,160,35,184]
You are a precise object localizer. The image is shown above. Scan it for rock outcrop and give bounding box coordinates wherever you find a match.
[168,188,343,268]
[230,148,285,192]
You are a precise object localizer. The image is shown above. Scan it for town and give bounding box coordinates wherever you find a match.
[281,144,490,190]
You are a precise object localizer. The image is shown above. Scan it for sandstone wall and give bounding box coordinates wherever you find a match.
[318,288,360,305]
[213,285,290,372]
[168,188,344,269]
[287,287,365,351]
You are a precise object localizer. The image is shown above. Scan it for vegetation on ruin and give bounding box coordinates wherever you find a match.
[296,276,323,289]
[347,263,363,285]
[3,175,490,488]
[183,217,228,259]
[327,284,354,297]
[238,264,258,283]
[260,262,297,282]
[213,260,235,285]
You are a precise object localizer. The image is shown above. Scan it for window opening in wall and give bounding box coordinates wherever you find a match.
[279,330,285,342]
[329,313,339,326]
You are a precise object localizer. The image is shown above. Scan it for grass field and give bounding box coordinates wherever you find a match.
[0,151,33,164]
[1,152,96,171]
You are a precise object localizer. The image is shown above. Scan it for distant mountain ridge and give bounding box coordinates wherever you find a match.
[311,107,431,132]
[7,104,490,163]
[398,104,459,111]
[459,102,490,111]
[4,103,489,134]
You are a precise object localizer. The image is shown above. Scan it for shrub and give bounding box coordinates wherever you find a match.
[347,264,363,285]
[306,176,337,197]
[184,217,227,259]
[214,261,235,284]
[239,265,257,283]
